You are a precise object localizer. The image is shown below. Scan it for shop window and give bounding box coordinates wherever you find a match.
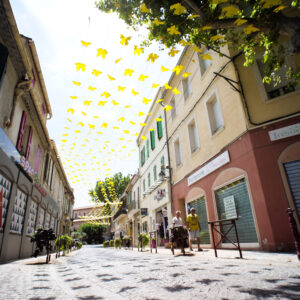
[174,137,182,167]
[170,97,177,120]
[182,77,192,101]
[157,116,163,139]
[26,200,38,236]
[187,118,200,153]
[206,93,224,135]
[10,189,28,234]
[198,49,211,76]
[0,173,12,231]
[150,130,155,150]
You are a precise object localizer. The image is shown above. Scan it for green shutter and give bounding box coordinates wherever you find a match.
[189,197,210,244]
[161,156,165,166]
[150,131,155,150]
[153,165,157,181]
[157,117,163,139]
[141,146,145,166]
[215,179,258,243]
[146,140,149,158]
[148,173,151,187]
[143,179,145,192]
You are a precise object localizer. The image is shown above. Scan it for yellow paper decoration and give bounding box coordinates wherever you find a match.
[101,92,111,98]
[98,101,107,106]
[168,47,180,57]
[83,100,92,106]
[170,3,187,15]
[153,18,164,26]
[88,86,97,91]
[163,105,173,111]
[77,122,84,127]
[72,81,81,86]
[92,69,102,76]
[134,45,144,56]
[124,69,134,76]
[67,108,75,114]
[108,75,116,81]
[147,53,159,63]
[138,74,149,81]
[142,97,151,104]
[167,25,181,35]
[81,40,91,47]
[115,58,122,64]
[182,72,191,78]
[101,123,108,128]
[97,48,108,59]
[164,83,172,89]
[140,3,150,13]
[75,63,86,71]
[152,83,160,88]
[172,87,181,95]
[118,86,126,92]
[118,117,125,122]
[161,66,170,72]
[132,89,139,96]
[111,100,119,105]
[120,34,131,46]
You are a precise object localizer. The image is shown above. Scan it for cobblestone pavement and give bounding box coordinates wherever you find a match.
[0,245,300,300]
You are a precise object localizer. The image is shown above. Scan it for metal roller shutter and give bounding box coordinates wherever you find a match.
[284,160,300,221]
[188,197,210,244]
[216,179,258,243]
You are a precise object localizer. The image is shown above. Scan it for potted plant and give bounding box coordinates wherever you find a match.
[138,233,149,251]
[114,238,122,249]
[151,237,156,248]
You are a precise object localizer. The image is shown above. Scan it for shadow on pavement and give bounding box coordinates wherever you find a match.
[164,285,193,292]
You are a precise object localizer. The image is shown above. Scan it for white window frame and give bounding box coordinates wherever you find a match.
[173,135,182,168]
[186,115,200,154]
[205,89,224,137]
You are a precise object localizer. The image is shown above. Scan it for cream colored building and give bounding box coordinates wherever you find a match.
[164,44,300,251]
[137,88,172,245]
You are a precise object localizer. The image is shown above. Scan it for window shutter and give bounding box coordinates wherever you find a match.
[153,165,157,181]
[16,111,27,152]
[146,140,149,158]
[141,146,145,166]
[0,43,8,84]
[25,126,33,160]
[157,117,163,139]
[35,145,42,172]
[43,153,49,181]
[161,156,165,166]
[150,131,155,150]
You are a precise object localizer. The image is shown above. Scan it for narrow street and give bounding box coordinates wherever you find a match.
[0,245,299,300]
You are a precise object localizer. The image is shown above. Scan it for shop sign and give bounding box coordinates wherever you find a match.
[223,195,237,219]
[35,182,47,197]
[154,189,166,201]
[141,208,148,217]
[187,151,230,186]
[268,123,300,141]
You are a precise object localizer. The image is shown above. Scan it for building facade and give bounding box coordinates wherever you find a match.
[0,0,74,262]
[165,45,300,251]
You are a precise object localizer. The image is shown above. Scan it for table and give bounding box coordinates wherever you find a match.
[208,218,243,258]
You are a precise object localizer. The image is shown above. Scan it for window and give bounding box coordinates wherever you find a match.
[148,173,151,187]
[153,165,157,181]
[188,119,200,153]
[206,94,224,135]
[174,138,182,167]
[16,111,27,152]
[150,130,155,150]
[257,58,297,99]
[182,78,192,100]
[43,153,54,187]
[141,146,146,166]
[35,145,42,172]
[143,179,145,192]
[146,140,149,158]
[137,187,140,208]
[198,49,211,76]
[0,43,8,86]
[170,97,177,119]
[157,116,163,139]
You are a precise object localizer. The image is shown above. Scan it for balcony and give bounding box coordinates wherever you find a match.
[128,200,136,212]
[113,206,128,221]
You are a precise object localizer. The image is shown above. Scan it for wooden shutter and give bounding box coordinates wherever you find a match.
[16,111,27,152]
[141,147,145,166]
[157,117,163,139]
[146,140,149,158]
[35,145,42,172]
[25,126,33,160]
[150,131,155,150]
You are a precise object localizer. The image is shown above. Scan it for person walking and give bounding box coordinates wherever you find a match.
[170,211,187,255]
[186,207,202,251]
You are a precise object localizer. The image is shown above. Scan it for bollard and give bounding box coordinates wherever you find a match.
[286,208,300,260]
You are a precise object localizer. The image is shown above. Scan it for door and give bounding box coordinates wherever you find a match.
[215,178,258,243]
[284,160,300,222]
[188,197,210,244]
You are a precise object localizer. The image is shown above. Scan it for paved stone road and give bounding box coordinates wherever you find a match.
[0,245,300,300]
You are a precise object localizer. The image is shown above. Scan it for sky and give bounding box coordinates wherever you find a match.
[10,0,183,208]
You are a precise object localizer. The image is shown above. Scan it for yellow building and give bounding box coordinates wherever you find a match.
[164,45,300,251]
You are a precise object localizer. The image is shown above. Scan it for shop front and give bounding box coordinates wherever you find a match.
[172,116,300,251]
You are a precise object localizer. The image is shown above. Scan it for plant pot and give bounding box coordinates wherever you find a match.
[151,240,156,248]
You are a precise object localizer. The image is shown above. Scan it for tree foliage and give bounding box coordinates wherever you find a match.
[78,222,107,244]
[96,0,300,86]
[88,172,130,204]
